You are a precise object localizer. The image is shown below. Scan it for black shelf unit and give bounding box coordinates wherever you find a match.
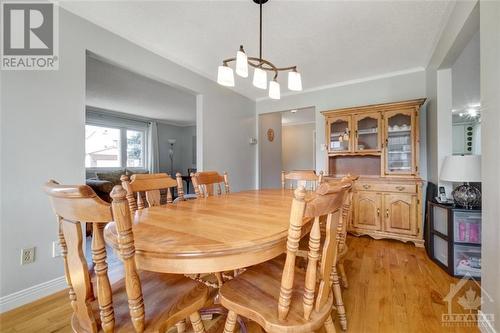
[427,201,481,278]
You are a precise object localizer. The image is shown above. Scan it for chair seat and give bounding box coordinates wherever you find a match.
[75,271,208,332]
[219,255,334,333]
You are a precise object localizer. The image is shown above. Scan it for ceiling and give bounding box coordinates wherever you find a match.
[86,55,196,125]
[281,107,315,126]
[63,0,454,101]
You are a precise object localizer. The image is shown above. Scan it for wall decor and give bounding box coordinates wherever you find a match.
[267,128,275,142]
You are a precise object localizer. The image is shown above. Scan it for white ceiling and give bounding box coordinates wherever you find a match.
[86,55,196,125]
[281,107,315,126]
[63,0,454,101]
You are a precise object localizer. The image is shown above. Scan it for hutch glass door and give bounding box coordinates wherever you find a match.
[385,110,415,174]
[354,113,381,152]
[328,116,351,153]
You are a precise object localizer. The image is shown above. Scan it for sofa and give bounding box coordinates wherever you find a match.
[86,168,148,202]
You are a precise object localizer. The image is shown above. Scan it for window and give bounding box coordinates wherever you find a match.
[85,124,146,169]
[126,130,145,167]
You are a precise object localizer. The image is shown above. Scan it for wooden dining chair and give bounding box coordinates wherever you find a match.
[335,174,359,291]
[281,170,324,190]
[330,174,357,331]
[44,180,208,333]
[295,174,357,331]
[219,182,349,333]
[121,173,184,214]
[191,171,230,198]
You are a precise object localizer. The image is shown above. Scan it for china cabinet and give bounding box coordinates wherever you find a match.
[323,99,425,246]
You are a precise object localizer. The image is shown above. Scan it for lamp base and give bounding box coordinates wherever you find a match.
[452,183,481,210]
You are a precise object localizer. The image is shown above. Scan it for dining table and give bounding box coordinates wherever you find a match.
[104,188,313,332]
[104,188,311,275]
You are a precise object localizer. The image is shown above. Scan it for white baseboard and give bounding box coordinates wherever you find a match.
[0,276,67,313]
[479,310,497,333]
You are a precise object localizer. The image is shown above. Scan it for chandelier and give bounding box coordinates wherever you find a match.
[216,0,302,99]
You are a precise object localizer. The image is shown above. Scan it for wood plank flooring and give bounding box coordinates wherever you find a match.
[0,236,480,333]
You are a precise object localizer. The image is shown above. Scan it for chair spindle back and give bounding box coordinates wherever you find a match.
[278,182,349,321]
[44,180,145,333]
[281,170,324,190]
[122,173,183,213]
[190,171,230,198]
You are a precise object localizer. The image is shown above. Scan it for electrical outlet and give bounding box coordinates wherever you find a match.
[52,240,62,258]
[21,247,35,265]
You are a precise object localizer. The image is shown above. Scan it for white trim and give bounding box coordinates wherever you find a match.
[0,276,67,313]
[256,67,425,102]
[282,121,316,127]
[478,311,497,333]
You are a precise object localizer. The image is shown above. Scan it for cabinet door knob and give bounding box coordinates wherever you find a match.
[377,208,380,216]
[363,184,371,189]
[396,186,405,191]
[386,209,389,218]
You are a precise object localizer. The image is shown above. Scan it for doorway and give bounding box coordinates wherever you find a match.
[259,107,316,189]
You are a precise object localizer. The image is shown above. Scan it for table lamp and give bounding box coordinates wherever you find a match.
[440,155,481,209]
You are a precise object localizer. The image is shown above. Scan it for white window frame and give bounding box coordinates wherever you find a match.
[85,122,149,172]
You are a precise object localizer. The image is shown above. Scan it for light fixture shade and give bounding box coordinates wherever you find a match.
[440,155,481,182]
[235,50,248,78]
[217,65,235,87]
[269,80,280,99]
[288,71,302,91]
[253,67,267,89]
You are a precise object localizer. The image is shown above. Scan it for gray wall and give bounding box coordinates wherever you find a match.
[0,8,256,308]
[480,1,500,330]
[157,124,196,175]
[282,123,315,172]
[257,70,427,178]
[452,31,480,112]
[259,113,282,189]
[425,1,478,184]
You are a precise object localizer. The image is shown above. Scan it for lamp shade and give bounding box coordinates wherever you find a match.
[217,65,235,87]
[288,71,302,91]
[269,80,280,99]
[235,50,248,78]
[252,67,267,89]
[440,155,481,182]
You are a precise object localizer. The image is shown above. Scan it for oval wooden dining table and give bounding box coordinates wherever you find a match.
[104,189,311,274]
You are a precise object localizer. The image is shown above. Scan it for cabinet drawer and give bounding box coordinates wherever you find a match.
[354,182,416,193]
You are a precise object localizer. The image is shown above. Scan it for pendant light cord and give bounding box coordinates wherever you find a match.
[259,0,262,61]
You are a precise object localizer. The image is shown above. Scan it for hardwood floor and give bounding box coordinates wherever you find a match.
[0,236,479,333]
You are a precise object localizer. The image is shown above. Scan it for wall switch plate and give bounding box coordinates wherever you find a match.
[52,241,62,258]
[21,247,35,265]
